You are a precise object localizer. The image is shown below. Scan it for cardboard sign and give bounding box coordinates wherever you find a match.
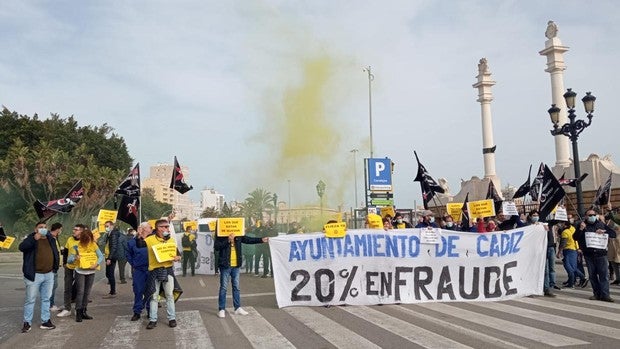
[0,236,15,249]
[380,206,396,219]
[501,201,519,216]
[585,232,608,249]
[152,242,178,263]
[553,206,568,221]
[97,210,117,231]
[324,222,347,238]
[78,252,99,269]
[467,199,496,219]
[446,203,463,222]
[217,218,245,237]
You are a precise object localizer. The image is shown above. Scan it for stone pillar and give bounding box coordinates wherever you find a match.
[472,58,500,188]
[539,20,571,167]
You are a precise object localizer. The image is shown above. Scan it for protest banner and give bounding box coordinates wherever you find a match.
[585,232,608,249]
[446,203,462,222]
[324,222,347,238]
[217,218,245,237]
[270,225,546,308]
[97,209,117,231]
[79,252,99,269]
[467,199,496,218]
[152,242,178,263]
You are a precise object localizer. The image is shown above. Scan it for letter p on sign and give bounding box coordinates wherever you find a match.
[375,162,385,177]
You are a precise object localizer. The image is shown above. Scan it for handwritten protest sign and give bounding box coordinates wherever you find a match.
[467,199,496,219]
[152,242,178,263]
[217,218,245,237]
[79,252,99,269]
[324,222,347,238]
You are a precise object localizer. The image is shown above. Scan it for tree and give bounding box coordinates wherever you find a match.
[140,188,173,221]
[240,188,275,223]
[200,206,219,218]
[220,202,241,218]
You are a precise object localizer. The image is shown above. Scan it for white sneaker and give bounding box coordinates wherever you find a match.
[57,309,71,317]
[217,310,225,318]
[234,307,249,315]
[49,305,60,312]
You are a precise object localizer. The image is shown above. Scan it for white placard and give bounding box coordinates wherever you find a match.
[553,207,568,221]
[420,228,441,245]
[585,232,608,249]
[501,201,519,216]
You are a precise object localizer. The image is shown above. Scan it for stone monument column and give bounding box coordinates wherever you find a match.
[539,20,571,167]
[472,58,500,188]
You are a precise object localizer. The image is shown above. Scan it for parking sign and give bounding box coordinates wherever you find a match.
[367,158,392,191]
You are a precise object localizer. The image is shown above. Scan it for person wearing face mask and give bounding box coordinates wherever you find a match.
[48,223,63,312]
[573,209,617,302]
[102,221,121,298]
[57,224,85,318]
[127,223,152,321]
[556,221,588,288]
[144,219,181,329]
[19,222,60,333]
[415,211,439,228]
[528,209,557,297]
[393,213,413,229]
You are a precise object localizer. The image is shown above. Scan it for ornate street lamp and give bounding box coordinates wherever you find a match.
[316,180,326,220]
[548,88,596,217]
[272,193,278,231]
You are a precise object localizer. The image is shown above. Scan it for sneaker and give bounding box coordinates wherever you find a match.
[234,307,249,315]
[589,295,600,301]
[552,285,562,290]
[57,309,71,317]
[217,310,225,318]
[40,320,56,330]
[580,279,589,288]
[49,305,60,312]
[130,313,141,321]
[102,293,117,299]
[543,290,556,298]
[21,322,31,333]
[169,320,177,328]
[146,321,157,330]
[600,296,615,303]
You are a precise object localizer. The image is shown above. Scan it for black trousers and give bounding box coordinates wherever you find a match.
[105,260,117,294]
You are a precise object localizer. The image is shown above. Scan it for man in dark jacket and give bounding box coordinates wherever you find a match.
[214,232,268,318]
[103,221,121,298]
[573,208,617,302]
[19,221,59,333]
[126,222,152,321]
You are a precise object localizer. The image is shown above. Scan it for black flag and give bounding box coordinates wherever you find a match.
[558,173,588,188]
[529,163,545,202]
[538,164,566,220]
[33,180,85,221]
[413,151,444,209]
[170,156,193,194]
[593,173,613,207]
[512,165,532,199]
[116,163,141,197]
[460,193,470,232]
[486,180,503,214]
[117,195,140,230]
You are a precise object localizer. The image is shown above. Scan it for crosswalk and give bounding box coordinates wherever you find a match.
[3,287,620,348]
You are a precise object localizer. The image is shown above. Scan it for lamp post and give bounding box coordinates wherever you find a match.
[272,193,278,232]
[363,66,374,158]
[350,149,359,209]
[287,180,291,233]
[316,180,326,220]
[548,88,596,218]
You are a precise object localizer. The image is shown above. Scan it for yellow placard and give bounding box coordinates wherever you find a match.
[78,252,99,269]
[446,203,463,222]
[97,210,117,231]
[467,199,496,219]
[182,221,197,232]
[380,206,396,218]
[1,236,16,249]
[151,242,178,263]
[147,219,157,229]
[324,222,347,238]
[367,213,383,229]
[208,220,217,232]
[217,218,245,237]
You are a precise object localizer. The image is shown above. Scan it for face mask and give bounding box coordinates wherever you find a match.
[531,217,539,223]
[569,219,574,224]
[446,222,453,228]
[429,217,435,224]
[587,216,597,223]
[38,228,48,236]
[163,231,171,239]
[396,219,403,224]
[105,227,111,233]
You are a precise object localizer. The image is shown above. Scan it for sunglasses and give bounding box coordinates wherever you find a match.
[159,225,170,228]
[588,214,597,217]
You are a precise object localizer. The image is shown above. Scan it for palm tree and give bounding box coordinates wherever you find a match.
[242,188,274,223]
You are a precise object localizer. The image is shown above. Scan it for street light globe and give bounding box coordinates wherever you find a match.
[563,88,577,109]
[582,92,596,114]
[548,104,561,125]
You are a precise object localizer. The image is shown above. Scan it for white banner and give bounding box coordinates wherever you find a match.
[270,226,546,308]
[173,231,216,275]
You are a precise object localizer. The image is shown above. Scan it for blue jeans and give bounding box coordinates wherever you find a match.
[585,254,610,299]
[544,246,556,291]
[218,266,241,310]
[132,268,148,314]
[149,274,175,322]
[562,249,585,286]
[23,272,54,324]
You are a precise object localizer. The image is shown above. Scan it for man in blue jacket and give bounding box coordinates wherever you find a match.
[126,222,152,321]
[19,221,60,333]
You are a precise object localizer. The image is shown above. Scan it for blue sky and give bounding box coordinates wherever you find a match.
[1,1,619,210]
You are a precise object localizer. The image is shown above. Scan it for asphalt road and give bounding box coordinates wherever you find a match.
[1,253,620,349]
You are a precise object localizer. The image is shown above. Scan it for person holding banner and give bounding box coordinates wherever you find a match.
[127,222,152,321]
[66,228,104,322]
[573,209,616,302]
[415,211,438,228]
[392,213,412,229]
[214,232,269,318]
[528,210,558,297]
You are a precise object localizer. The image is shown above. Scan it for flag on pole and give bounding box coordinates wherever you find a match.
[460,192,470,232]
[512,165,532,199]
[486,179,503,214]
[33,179,85,221]
[558,173,588,188]
[592,173,613,207]
[115,163,141,197]
[170,156,193,194]
[529,163,545,202]
[538,164,566,220]
[413,151,444,209]
[117,195,140,230]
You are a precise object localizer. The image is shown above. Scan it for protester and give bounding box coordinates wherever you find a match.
[66,228,104,322]
[442,216,459,231]
[214,231,268,318]
[243,228,257,274]
[573,209,617,302]
[181,226,197,277]
[127,222,151,321]
[57,224,84,318]
[366,212,383,230]
[48,222,63,312]
[117,228,129,284]
[103,221,121,298]
[415,211,438,228]
[19,222,60,332]
[382,217,393,230]
[144,219,181,329]
[392,213,412,229]
[556,221,587,288]
[528,209,557,297]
